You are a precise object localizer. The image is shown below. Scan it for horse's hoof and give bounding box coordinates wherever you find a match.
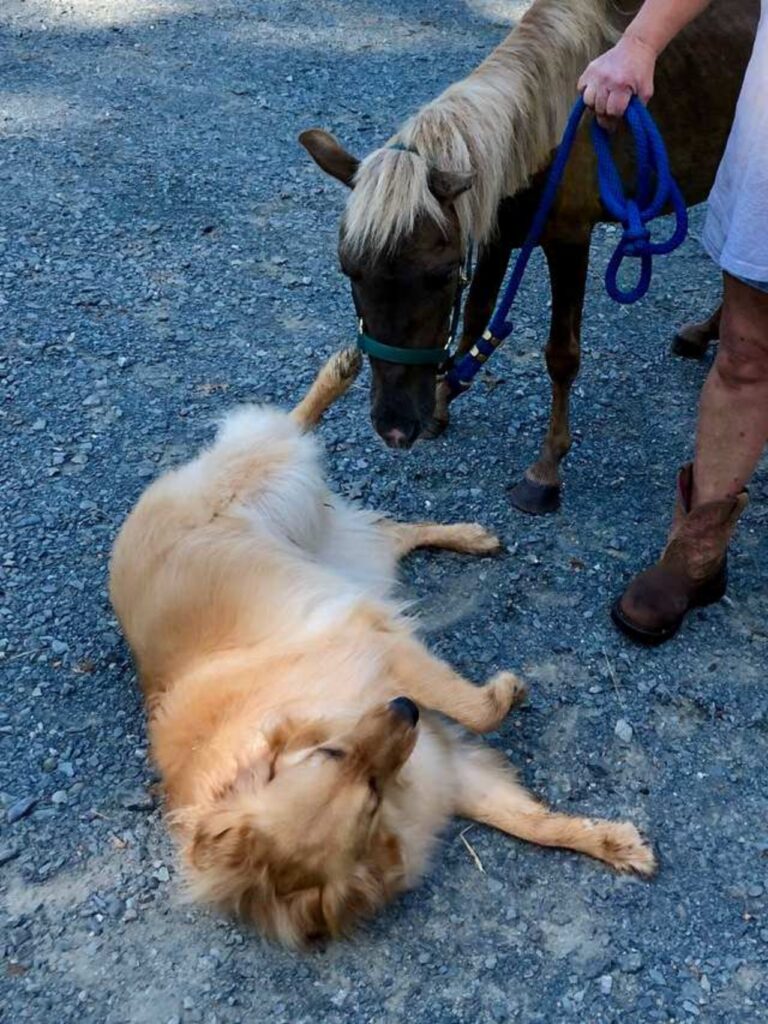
[671,331,712,361]
[508,477,561,515]
[419,417,449,441]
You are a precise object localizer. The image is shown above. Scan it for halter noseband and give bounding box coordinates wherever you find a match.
[356,244,473,367]
[355,141,473,368]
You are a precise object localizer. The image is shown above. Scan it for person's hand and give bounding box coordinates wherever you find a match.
[577,33,657,131]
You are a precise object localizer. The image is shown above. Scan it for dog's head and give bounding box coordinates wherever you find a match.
[178,697,420,946]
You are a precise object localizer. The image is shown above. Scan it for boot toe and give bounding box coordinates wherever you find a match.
[612,568,689,645]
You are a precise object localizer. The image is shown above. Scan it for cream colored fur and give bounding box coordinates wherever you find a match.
[343,0,617,257]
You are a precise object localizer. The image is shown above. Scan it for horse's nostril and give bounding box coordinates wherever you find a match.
[382,427,410,449]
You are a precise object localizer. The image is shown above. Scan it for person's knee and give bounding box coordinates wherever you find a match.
[715,319,768,391]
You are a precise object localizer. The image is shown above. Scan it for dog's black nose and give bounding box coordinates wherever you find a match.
[388,696,419,727]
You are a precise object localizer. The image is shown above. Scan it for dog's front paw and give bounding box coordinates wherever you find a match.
[334,345,363,384]
[598,821,657,877]
[477,671,528,731]
[455,523,503,556]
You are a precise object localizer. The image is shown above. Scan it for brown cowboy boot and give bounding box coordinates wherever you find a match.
[611,465,748,645]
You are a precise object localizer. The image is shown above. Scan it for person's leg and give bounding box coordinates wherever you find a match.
[692,273,768,503]
[612,272,767,644]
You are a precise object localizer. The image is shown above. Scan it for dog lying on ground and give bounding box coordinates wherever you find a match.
[109,349,655,947]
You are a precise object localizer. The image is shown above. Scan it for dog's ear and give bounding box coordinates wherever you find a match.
[187,814,329,947]
[280,886,328,945]
[188,807,266,872]
[318,830,405,940]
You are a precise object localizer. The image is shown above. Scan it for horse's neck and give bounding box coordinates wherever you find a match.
[401,0,617,243]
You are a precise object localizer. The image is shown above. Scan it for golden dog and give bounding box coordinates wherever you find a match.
[109,349,654,947]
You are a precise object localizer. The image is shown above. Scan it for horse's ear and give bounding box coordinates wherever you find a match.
[299,129,359,188]
[428,168,474,203]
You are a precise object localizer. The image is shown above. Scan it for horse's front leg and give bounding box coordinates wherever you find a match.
[421,230,516,440]
[509,236,590,515]
[672,303,721,360]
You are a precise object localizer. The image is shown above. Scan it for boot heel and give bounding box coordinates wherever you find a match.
[692,564,728,608]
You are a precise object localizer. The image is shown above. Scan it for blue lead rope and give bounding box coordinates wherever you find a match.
[444,95,688,400]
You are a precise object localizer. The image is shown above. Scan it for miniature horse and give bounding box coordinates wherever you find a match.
[301,0,758,513]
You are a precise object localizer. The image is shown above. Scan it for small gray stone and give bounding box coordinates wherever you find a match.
[119,789,155,811]
[620,952,644,974]
[0,844,20,867]
[584,955,614,980]
[681,980,705,1004]
[615,719,633,743]
[106,897,124,919]
[599,975,613,995]
[7,796,37,823]
[51,790,68,805]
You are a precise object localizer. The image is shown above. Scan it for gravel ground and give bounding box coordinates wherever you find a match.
[1,1,767,1022]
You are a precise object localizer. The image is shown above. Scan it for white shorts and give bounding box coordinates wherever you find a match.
[701,1,768,287]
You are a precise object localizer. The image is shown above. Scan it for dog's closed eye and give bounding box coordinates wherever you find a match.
[368,777,381,810]
[317,747,346,760]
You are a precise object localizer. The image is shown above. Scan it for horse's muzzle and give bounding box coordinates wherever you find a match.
[375,418,422,449]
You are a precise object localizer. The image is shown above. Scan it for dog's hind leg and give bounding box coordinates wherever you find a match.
[386,634,526,733]
[454,748,656,876]
[291,347,362,431]
[383,521,502,559]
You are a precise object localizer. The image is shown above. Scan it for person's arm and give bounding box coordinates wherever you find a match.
[578,0,713,129]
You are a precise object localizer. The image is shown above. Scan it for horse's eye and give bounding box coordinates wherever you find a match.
[424,266,456,288]
[317,747,346,761]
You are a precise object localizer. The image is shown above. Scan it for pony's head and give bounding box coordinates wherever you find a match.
[301,129,474,448]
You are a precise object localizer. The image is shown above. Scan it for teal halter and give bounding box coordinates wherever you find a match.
[356,328,453,366]
[355,246,474,367]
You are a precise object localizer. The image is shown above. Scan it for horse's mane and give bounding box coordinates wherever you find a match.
[343,0,618,259]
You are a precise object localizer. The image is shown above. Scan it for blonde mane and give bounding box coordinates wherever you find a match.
[343,0,618,259]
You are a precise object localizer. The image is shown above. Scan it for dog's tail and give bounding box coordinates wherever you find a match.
[290,346,362,432]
